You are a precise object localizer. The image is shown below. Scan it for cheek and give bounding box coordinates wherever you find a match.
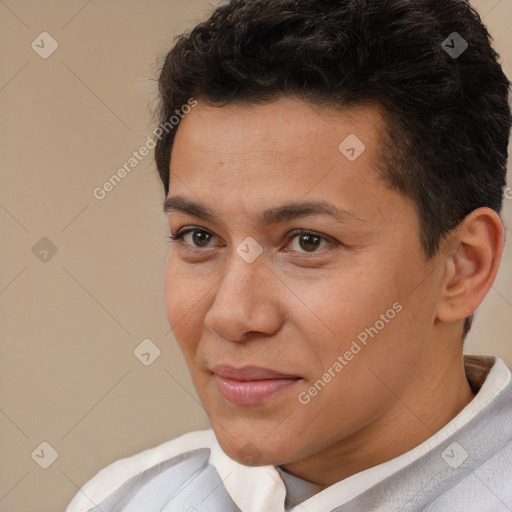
[163,255,207,355]
[287,267,396,354]
[293,255,429,375]
[311,267,438,401]
[164,254,183,318]
[163,255,181,324]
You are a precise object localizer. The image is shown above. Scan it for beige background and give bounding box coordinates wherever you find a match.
[0,1,511,511]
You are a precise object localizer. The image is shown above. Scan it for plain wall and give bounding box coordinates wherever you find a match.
[0,1,511,510]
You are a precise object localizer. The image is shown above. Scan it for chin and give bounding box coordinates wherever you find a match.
[212,427,294,467]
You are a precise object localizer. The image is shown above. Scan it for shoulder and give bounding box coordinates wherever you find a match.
[65,429,217,512]
[425,439,512,511]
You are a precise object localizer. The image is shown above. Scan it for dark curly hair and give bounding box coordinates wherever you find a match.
[154,0,510,337]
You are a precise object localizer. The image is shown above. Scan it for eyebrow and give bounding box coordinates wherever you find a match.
[163,195,365,224]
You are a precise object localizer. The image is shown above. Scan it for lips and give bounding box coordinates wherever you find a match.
[210,365,301,406]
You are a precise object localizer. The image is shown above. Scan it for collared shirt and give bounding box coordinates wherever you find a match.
[66,355,512,512]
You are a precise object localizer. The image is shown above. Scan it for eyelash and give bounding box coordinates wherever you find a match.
[168,228,335,252]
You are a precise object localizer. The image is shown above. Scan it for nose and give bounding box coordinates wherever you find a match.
[203,256,283,343]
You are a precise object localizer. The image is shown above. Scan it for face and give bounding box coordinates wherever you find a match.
[164,97,443,467]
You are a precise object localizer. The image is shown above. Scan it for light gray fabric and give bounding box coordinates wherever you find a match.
[331,368,512,511]
[276,466,323,510]
[87,448,240,512]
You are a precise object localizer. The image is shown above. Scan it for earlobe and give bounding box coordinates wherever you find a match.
[436,207,504,324]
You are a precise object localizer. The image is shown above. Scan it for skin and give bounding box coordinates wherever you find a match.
[163,96,503,487]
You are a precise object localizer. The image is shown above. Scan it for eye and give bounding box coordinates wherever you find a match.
[169,228,216,248]
[286,231,330,253]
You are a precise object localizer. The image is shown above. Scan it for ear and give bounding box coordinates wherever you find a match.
[436,207,504,324]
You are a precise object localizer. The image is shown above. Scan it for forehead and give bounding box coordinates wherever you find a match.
[172,97,386,163]
[167,97,397,225]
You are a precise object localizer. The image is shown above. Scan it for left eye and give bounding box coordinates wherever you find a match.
[287,232,328,253]
[169,228,217,248]
[184,230,213,248]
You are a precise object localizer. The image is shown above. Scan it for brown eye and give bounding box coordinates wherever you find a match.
[189,230,213,247]
[288,231,328,253]
[299,234,322,252]
[169,228,216,248]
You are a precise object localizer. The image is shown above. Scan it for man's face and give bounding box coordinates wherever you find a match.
[164,97,443,466]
